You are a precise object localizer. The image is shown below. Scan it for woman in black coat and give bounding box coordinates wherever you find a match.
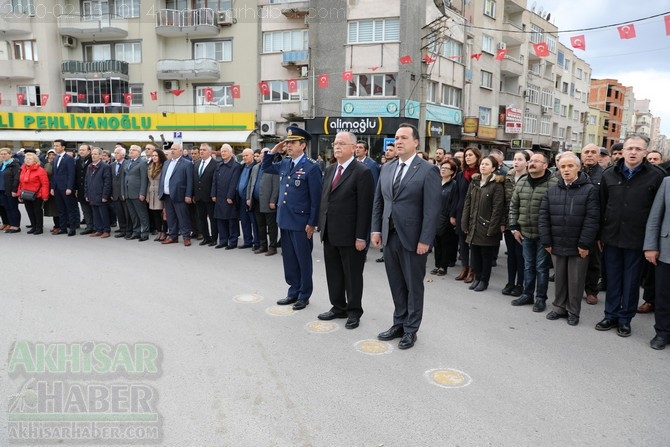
[0,148,22,233]
[431,159,459,276]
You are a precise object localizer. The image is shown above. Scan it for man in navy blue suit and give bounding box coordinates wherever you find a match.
[355,140,379,187]
[50,139,79,236]
[159,142,194,246]
[261,126,322,310]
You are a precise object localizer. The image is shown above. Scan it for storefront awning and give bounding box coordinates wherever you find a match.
[0,130,254,144]
[460,136,510,145]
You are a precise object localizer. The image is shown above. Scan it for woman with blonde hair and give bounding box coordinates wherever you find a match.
[17,152,50,234]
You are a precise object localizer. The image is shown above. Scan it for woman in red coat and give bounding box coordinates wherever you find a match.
[18,152,50,235]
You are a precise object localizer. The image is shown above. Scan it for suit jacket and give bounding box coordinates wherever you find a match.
[159,157,193,203]
[110,160,126,201]
[84,162,112,205]
[319,159,374,246]
[359,156,380,187]
[211,159,241,220]
[644,177,670,263]
[51,153,76,191]
[75,155,92,201]
[371,156,441,251]
[261,152,322,231]
[247,162,280,214]
[193,158,217,202]
[124,157,148,199]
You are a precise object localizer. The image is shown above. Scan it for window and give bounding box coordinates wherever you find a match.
[441,38,463,59]
[529,62,541,75]
[541,88,552,107]
[480,70,493,89]
[561,82,568,94]
[128,84,143,106]
[64,79,129,106]
[557,51,564,67]
[84,44,111,61]
[262,30,308,53]
[114,42,141,63]
[524,113,537,134]
[572,132,579,142]
[194,40,232,61]
[82,0,109,19]
[554,98,560,114]
[482,35,494,54]
[561,105,567,117]
[347,74,396,97]
[530,24,544,44]
[558,127,565,139]
[347,18,400,44]
[197,85,234,107]
[262,80,307,102]
[13,40,38,61]
[576,68,583,79]
[11,0,35,15]
[540,116,551,136]
[441,85,462,108]
[546,35,557,54]
[526,84,540,105]
[17,85,41,106]
[572,110,580,121]
[483,0,496,18]
[564,58,571,72]
[479,107,491,126]
[115,0,140,18]
[426,81,438,103]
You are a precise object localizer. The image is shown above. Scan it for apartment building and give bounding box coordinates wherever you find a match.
[588,78,625,150]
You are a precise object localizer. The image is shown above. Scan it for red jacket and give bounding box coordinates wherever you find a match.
[18,164,50,200]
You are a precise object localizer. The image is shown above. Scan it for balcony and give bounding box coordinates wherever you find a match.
[500,55,523,76]
[281,50,309,67]
[155,8,219,37]
[5,59,37,80]
[156,59,220,80]
[280,1,310,18]
[502,19,525,46]
[57,14,129,39]
[61,60,129,80]
[0,14,33,36]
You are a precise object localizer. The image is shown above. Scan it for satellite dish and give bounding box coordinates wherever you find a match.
[530,1,536,12]
[433,0,446,15]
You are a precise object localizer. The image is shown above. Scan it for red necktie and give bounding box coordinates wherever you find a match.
[330,165,343,191]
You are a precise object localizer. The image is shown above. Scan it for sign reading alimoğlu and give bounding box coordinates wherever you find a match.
[305,116,418,135]
[7,341,163,444]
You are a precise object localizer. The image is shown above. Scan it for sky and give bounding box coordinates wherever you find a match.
[541,0,670,136]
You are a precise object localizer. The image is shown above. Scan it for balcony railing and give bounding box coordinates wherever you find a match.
[57,13,129,38]
[156,8,215,27]
[156,58,220,80]
[61,60,129,77]
[282,50,309,66]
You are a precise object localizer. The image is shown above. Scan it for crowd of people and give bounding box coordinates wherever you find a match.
[1,129,669,352]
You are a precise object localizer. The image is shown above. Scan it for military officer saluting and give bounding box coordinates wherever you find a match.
[261,126,322,310]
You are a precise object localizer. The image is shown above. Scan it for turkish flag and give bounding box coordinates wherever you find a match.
[570,35,586,51]
[41,94,49,106]
[102,93,110,104]
[495,49,507,60]
[617,24,636,39]
[150,91,158,101]
[342,71,353,81]
[665,15,670,36]
[123,92,132,106]
[17,93,25,105]
[258,82,269,95]
[471,53,482,61]
[287,79,298,93]
[422,54,436,64]
[368,66,379,71]
[533,42,549,57]
[63,94,72,107]
[204,87,214,102]
[171,89,185,96]
[399,55,412,65]
[318,74,329,88]
[77,93,86,100]
[231,85,241,99]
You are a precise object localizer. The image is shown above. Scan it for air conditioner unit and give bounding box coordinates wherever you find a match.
[62,36,77,48]
[260,121,276,136]
[300,66,308,77]
[542,106,550,114]
[163,80,179,91]
[217,10,233,26]
[497,42,506,50]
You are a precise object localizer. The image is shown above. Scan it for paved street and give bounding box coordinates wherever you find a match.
[1,224,669,446]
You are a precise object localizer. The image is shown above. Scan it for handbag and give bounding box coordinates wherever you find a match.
[19,190,37,201]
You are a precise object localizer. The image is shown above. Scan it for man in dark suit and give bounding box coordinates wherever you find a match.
[159,142,194,246]
[355,140,379,186]
[50,139,79,236]
[318,131,374,329]
[247,148,280,255]
[124,145,150,241]
[193,143,218,246]
[110,146,130,238]
[211,144,241,249]
[84,147,112,237]
[75,143,94,234]
[371,123,441,349]
[261,126,322,310]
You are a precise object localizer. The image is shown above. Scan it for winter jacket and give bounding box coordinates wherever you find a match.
[1,158,21,196]
[450,170,471,234]
[508,170,558,239]
[18,163,50,200]
[600,158,665,249]
[503,170,527,227]
[461,173,505,246]
[582,163,604,187]
[538,172,600,257]
[437,178,457,236]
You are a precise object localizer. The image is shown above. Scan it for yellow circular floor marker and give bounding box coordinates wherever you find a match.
[305,321,338,333]
[425,368,472,389]
[354,339,393,355]
[233,294,263,303]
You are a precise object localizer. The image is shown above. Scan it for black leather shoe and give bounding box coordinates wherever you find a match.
[126,234,140,240]
[377,325,404,341]
[317,311,347,321]
[139,236,149,242]
[238,244,252,249]
[468,280,481,290]
[650,335,667,350]
[595,318,618,331]
[199,239,212,246]
[511,285,524,297]
[567,314,579,326]
[398,332,417,350]
[68,230,77,236]
[345,317,360,329]
[277,296,298,305]
[225,245,237,250]
[616,323,632,337]
[80,229,94,235]
[215,244,227,249]
[208,241,217,247]
[53,230,67,235]
[474,281,488,292]
[292,300,309,310]
[501,283,514,295]
[546,311,566,320]
[532,299,546,312]
[114,232,126,238]
[511,295,534,306]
